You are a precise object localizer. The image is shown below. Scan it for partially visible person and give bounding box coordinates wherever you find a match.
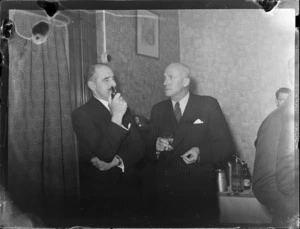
[253,92,299,227]
[71,64,145,223]
[147,63,235,226]
[275,87,291,107]
[0,185,44,227]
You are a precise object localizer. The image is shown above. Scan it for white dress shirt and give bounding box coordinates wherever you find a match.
[171,92,190,115]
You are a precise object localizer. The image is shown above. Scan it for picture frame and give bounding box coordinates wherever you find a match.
[136,10,159,58]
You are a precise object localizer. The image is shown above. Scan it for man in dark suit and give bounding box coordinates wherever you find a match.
[253,93,298,227]
[147,63,235,226]
[71,64,145,221]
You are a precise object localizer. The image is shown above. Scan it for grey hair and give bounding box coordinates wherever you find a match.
[85,63,109,83]
[167,62,191,78]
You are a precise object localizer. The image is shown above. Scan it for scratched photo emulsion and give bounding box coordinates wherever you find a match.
[0,1,298,228]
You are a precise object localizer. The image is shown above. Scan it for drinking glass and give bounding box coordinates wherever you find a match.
[162,132,174,151]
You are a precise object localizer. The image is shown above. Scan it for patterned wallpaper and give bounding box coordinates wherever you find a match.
[96,10,180,118]
[179,9,295,173]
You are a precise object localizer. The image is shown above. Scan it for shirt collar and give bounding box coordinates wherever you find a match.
[171,92,190,114]
[94,96,110,111]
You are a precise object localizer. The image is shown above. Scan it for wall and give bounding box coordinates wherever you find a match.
[179,9,295,172]
[96,10,180,118]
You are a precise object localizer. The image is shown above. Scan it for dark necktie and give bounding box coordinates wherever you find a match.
[174,102,182,123]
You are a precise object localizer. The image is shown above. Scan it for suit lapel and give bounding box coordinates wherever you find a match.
[181,94,197,123]
[88,97,111,123]
[168,100,178,126]
[160,100,177,134]
[172,94,197,149]
[122,109,132,130]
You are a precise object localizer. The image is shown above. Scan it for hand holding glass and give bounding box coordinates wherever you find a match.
[162,132,174,151]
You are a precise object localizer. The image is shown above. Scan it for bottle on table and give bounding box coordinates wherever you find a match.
[217,169,228,192]
[242,162,251,190]
[226,161,232,191]
[231,154,244,193]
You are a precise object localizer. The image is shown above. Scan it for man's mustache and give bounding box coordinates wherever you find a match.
[110,87,117,98]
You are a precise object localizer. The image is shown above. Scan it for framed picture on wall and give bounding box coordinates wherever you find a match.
[137,10,159,58]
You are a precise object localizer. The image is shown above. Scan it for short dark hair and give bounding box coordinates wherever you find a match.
[85,63,108,83]
[275,87,291,99]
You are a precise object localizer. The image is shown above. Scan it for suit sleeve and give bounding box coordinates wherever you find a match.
[72,108,128,162]
[275,108,298,218]
[117,113,145,170]
[146,105,160,161]
[252,110,292,217]
[198,98,235,165]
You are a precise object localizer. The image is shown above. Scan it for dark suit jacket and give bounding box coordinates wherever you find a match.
[253,94,298,225]
[71,96,145,201]
[147,93,235,199]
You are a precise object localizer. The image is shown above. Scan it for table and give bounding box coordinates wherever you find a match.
[218,189,272,225]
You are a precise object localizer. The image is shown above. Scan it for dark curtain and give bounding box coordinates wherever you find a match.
[7,10,80,217]
[69,10,97,109]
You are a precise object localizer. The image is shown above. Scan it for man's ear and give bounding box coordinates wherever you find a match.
[183,77,190,87]
[275,98,279,107]
[87,81,95,91]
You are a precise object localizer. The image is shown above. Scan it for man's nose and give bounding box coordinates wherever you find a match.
[163,79,168,86]
[111,80,117,87]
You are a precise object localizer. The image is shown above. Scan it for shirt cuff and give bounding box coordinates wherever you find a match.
[156,151,160,159]
[121,123,131,131]
[116,155,125,172]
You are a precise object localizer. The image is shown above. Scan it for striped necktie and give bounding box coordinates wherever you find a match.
[174,102,182,123]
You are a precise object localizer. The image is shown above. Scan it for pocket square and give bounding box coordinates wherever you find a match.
[193,119,204,124]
